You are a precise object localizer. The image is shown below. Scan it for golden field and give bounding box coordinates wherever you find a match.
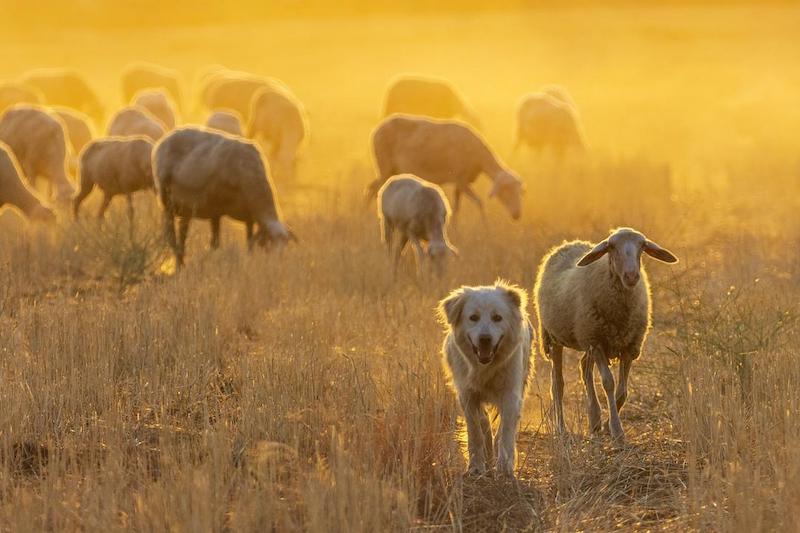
[0,4,799,531]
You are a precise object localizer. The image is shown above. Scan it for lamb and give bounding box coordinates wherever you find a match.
[132,89,178,130]
[367,115,524,220]
[153,127,295,265]
[73,136,155,220]
[377,174,458,275]
[107,106,166,141]
[205,110,243,136]
[514,91,586,157]
[248,86,307,181]
[121,62,182,111]
[20,68,103,124]
[382,75,480,128]
[0,105,74,202]
[0,82,43,113]
[200,71,286,122]
[0,142,55,222]
[533,227,679,441]
[53,107,94,176]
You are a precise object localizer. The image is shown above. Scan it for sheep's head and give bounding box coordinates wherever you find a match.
[489,170,524,221]
[577,227,678,289]
[428,241,458,276]
[255,219,297,249]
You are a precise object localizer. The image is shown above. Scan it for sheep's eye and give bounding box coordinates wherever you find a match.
[491,314,503,322]
[469,314,480,322]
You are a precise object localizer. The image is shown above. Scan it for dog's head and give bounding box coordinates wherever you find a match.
[438,280,528,366]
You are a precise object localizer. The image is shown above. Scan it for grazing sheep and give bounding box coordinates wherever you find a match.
[0,142,55,222]
[205,110,243,136]
[107,106,166,141]
[515,91,586,156]
[383,75,480,128]
[248,86,307,181]
[121,62,182,111]
[53,107,94,177]
[132,89,178,130]
[201,71,286,121]
[534,228,679,441]
[0,82,43,113]
[0,105,73,202]
[73,136,155,220]
[438,281,534,476]
[20,68,103,123]
[377,174,457,275]
[153,127,295,265]
[367,115,524,220]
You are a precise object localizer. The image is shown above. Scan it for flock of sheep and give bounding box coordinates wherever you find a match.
[0,63,676,477]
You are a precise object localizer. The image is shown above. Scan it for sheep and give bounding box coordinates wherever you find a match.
[514,91,586,157]
[0,142,55,222]
[132,89,178,130]
[0,105,74,202]
[248,86,307,181]
[367,115,524,220]
[153,127,295,266]
[200,70,287,122]
[382,75,480,128]
[20,68,103,124]
[533,227,679,441]
[0,82,43,113]
[205,110,243,136]
[53,107,94,177]
[377,174,458,275]
[107,106,166,141]
[121,62,182,111]
[73,136,155,221]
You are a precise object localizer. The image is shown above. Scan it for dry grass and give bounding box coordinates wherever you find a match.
[1,4,799,531]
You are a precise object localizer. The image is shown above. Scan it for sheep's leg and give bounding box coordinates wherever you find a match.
[96,193,112,221]
[550,343,566,434]
[72,178,94,218]
[462,186,485,218]
[393,234,408,275]
[245,221,254,251]
[460,393,488,475]
[381,219,394,254]
[126,195,135,239]
[163,212,177,256]
[496,388,522,477]
[615,357,632,413]
[452,187,462,215]
[593,348,624,441]
[176,216,191,266]
[410,238,425,275]
[581,352,602,433]
[210,218,221,250]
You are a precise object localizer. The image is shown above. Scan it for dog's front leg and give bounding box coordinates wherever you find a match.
[495,387,522,477]
[460,393,488,475]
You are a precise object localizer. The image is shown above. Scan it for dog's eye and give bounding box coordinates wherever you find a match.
[469,314,480,322]
[491,314,503,322]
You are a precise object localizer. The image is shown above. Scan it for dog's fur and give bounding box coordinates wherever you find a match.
[438,281,534,476]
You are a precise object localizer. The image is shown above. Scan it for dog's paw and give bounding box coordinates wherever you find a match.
[495,462,515,478]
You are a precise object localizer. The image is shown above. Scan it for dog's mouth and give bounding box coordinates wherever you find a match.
[471,335,504,365]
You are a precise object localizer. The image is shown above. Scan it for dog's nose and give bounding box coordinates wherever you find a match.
[623,271,640,286]
[478,334,493,347]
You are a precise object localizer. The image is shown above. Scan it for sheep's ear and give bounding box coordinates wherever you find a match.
[644,240,678,263]
[438,290,466,326]
[577,240,609,266]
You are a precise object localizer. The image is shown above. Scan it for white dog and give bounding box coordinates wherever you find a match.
[438,281,534,477]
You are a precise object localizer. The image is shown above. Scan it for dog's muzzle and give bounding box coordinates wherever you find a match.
[472,334,503,365]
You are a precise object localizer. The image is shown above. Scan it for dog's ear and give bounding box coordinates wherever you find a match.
[501,284,528,312]
[438,289,466,326]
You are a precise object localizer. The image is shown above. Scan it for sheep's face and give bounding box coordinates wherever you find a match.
[439,285,525,366]
[490,172,524,220]
[256,219,296,249]
[427,241,457,276]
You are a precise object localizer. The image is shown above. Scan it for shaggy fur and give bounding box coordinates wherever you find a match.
[73,136,155,219]
[367,115,524,220]
[534,227,678,440]
[377,174,457,275]
[107,106,166,141]
[0,105,73,202]
[515,91,586,156]
[153,127,294,265]
[132,89,178,130]
[0,142,54,222]
[248,86,307,182]
[438,281,534,477]
[21,68,103,123]
[382,75,480,128]
[205,110,243,136]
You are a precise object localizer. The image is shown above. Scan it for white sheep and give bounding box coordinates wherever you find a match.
[73,136,155,220]
[153,127,295,266]
[132,89,178,130]
[0,142,55,222]
[20,68,103,124]
[121,62,182,111]
[533,227,678,441]
[200,70,287,122]
[0,105,74,202]
[248,85,307,182]
[205,110,243,136]
[0,82,43,113]
[367,115,524,220]
[514,90,586,157]
[107,106,166,141]
[377,174,458,275]
[382,75,480,128]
